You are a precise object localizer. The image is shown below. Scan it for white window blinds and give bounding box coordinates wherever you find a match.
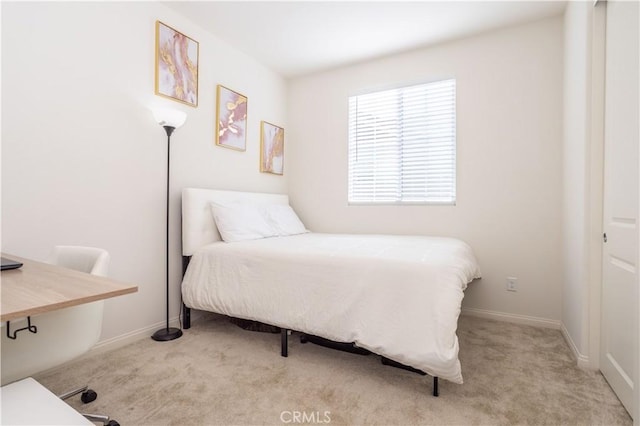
[348,79,456,205]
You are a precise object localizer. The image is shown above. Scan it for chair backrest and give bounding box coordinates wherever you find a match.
[1,246,110,385]
[46,246,110,277]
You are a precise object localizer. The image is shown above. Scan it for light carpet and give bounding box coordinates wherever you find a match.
[35,314,632,425]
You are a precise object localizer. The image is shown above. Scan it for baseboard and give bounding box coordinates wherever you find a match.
[94,310,564,355]
[89,316,182,355]
[462,307,561,329]
[90,309,206,355]
[560,323,592,369]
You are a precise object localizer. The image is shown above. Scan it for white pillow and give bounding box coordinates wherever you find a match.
[210,203,278,242]
[265,204,308,236]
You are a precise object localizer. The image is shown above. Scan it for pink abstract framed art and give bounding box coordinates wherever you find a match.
[155,21,199,107]
[260,121,284,175]
[216,85,248,151]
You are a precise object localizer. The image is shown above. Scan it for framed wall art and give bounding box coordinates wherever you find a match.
[216,85,248,151]
[155,21,199,107]
[260,121,284,175]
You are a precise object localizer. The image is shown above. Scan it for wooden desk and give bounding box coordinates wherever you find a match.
[1,253,137,322]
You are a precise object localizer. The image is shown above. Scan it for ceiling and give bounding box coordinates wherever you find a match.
[164,1,566,79]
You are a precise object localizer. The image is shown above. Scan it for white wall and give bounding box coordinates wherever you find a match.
[1,2,288,343]
[287,17,565,323]
[561,1,605,368]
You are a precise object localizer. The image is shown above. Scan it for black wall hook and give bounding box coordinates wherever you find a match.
[6,317,38,340]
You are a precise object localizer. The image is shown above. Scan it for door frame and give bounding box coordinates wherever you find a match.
[586,0,606,372]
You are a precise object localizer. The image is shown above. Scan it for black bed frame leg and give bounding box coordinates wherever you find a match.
[181,256,192,330]
[183,304,191,329]
[281,329,288,357]
[433,377,439,397]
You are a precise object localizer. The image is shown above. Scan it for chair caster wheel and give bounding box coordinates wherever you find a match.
[81,389,97,403]
[107,420,120,426]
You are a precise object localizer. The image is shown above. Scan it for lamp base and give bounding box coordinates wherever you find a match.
[151,327,183,342]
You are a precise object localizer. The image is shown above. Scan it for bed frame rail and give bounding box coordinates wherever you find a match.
[279,328,439,396]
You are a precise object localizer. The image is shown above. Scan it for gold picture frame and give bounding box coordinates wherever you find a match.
[260,121,284,175]
[155,21,199,107]
[215,85,248,151]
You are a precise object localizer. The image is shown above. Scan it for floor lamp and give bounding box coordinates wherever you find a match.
[152,108,187,342]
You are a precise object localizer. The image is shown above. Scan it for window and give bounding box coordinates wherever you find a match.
[348,79,456,205]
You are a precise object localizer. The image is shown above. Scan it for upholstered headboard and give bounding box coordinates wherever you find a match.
[181,188,289,256]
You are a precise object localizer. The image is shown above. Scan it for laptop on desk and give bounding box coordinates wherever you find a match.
[1,257,23,271]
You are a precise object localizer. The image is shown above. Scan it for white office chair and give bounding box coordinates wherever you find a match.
[0,246,117,426]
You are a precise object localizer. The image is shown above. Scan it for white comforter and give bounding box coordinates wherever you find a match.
[182,233,481,384]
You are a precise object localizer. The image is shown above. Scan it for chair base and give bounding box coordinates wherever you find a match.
[84,413,120,425]
[151,327,183,341]
[58,385,95,403]
[58,385,116,424]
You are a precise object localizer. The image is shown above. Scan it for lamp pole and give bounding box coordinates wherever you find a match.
[152,124,183,342]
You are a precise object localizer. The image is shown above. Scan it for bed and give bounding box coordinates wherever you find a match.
[180,188,481,395]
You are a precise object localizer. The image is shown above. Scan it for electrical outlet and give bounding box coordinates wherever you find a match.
[506,277,517,292]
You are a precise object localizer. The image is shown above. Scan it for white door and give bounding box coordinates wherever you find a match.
[601,0,639,419]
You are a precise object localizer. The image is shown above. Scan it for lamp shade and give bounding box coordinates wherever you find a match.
[153,108,187,129]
